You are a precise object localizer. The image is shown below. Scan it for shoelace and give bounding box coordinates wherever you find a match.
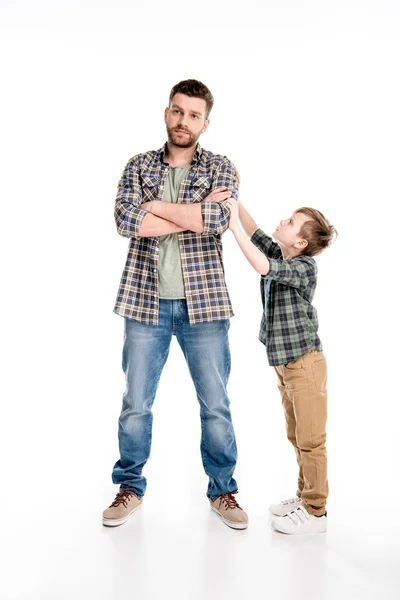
[109,486,137,508]
[218,492,242,511]
[281,496,301,506]
[287,506,311,526]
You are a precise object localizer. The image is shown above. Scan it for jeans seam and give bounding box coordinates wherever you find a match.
[200,415,210,473]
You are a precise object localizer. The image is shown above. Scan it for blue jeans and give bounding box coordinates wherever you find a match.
[112,299,238,499]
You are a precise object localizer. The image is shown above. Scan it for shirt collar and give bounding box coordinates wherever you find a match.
[159,142,202,165]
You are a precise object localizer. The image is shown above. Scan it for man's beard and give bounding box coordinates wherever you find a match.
[166,125,200,149]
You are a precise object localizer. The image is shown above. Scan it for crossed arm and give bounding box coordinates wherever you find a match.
[138,213,187,237]
[115,158,238,239]
[139,187,232,236]
[139,202,203,235]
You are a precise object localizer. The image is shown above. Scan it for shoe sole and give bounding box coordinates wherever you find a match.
[211,506,248,530]
[102,503,142,527]
[271,520,327,535]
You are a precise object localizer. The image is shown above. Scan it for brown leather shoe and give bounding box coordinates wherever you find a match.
[102,487,143,527]
[210,492,248,529]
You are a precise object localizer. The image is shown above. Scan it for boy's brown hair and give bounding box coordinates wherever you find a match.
[169,79,214,119]
[295,207,337,257]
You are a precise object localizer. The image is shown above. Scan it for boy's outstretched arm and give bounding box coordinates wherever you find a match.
[232,225,270,275]
[223,198,270,276]
[232,166,258,237]
[238,203,259,238]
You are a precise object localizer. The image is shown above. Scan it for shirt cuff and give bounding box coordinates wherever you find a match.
[130,207,148,238]
[250,228,265,244]
[200,202,226,235]
[261,257,280,279]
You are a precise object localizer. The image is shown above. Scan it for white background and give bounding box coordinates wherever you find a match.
[1,1,399,599]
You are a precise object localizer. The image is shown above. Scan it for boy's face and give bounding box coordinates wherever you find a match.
[273,211,309,252]
[164,93,209,149]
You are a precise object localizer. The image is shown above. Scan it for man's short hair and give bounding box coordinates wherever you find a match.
[169,79,214,119]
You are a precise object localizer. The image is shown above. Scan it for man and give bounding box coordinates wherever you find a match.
[103,79,248,530]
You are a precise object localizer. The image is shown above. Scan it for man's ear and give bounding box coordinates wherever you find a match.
[164,107,169,123]
[202,119,210,134]
[294,238,308,250]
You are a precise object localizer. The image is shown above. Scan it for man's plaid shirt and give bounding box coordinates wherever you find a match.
[114,143,238,325]
[250,229,323,366]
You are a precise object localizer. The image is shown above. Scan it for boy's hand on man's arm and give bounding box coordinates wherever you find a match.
[221,197,240,232]
[213,166,259,238]
[223,198,270,275]
[207,194,259,239]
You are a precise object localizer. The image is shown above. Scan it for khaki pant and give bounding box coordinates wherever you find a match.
[274,350,328,516]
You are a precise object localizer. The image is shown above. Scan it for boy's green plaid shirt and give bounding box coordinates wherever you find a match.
[250,229,323,366]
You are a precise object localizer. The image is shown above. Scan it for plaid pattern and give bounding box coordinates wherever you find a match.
[250,229,322,366]
[114,143,238,325]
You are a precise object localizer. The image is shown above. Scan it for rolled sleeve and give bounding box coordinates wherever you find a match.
[201,157,238,235]
[263,257,317,289]
[114,158,147,239]
[201,201,230,235]
[251,228,282,258]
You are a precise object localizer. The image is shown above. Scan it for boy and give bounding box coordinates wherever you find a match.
[210,194,337,534]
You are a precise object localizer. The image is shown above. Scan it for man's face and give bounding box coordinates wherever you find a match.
[164,93,210,149]
[273,211,309,250]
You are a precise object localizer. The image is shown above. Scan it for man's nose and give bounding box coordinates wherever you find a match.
[178,113,189,127]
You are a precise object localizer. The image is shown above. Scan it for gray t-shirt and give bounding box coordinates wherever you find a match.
[158,165,191,299]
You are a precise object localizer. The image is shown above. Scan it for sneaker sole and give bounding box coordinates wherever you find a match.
[102,503,142,527]
[272,527,327,535]
[271,520,327,535]
[211,506,248,530]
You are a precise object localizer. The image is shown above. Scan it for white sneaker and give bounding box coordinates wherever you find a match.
[271,505,327,535]
[269,496,302,517]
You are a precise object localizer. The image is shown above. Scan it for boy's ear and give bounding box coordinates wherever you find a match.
[294,238,308,250]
